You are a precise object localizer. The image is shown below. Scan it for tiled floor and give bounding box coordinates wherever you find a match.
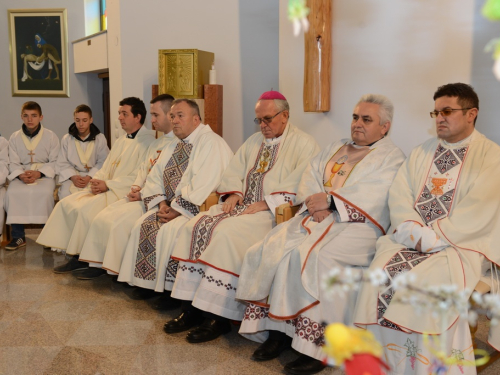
[1,229,499,375]
[0,230,340,375]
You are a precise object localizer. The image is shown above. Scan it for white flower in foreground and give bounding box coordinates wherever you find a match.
[392,272,417,290]
[368,269,388,286]
[494,58,500,81]
[471,291,483,305]
[468,310,479,327]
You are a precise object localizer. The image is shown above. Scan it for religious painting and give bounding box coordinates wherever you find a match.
[8,8,69,97]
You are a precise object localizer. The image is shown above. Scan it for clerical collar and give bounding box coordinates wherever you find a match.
[441,130,476,148]
[68,123,101,142]
[127,128,140,139]
[179,124,203,144]
[352,136,384,148]
[264,133,283,145]
[22,124,41,138]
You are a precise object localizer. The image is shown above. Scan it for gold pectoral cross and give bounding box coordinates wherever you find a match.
[28,150,35,164]
[84,164,91,172]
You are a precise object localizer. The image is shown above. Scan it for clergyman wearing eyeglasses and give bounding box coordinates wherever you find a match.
[353,82,500,374]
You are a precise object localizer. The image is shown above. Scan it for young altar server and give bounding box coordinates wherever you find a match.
[0,135,9,238]
[4,101,60,250]
[56,104,109,199]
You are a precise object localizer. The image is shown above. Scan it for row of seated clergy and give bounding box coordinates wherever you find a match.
[0,102,110,250]
[129,85,497,375]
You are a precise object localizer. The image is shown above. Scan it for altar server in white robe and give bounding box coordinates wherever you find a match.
[118,99,233,298]
[352,83,500,375]
[37,97,155,272]
[76,94,176,280]
[5,101,59,250]
[56,104,109,200]
[236,94,405,375]
[0,135,9,237]
[162,91,319,344]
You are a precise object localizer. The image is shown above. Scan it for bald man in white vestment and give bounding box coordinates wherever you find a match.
[37,97,155,272]
[237,94,405,375]
[117,99,234,300]
[353,83,500,375]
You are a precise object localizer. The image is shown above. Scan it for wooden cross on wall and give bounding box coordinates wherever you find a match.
[303,0,332,112]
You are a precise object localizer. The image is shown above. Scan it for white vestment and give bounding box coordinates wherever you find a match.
[353,130,500,375]
[36,126,155,254]
[0,136,9,235]
[79,132,175,274]
[56,132,109,199]
[118,124,233,290]
[5,126,60,224]
[236,137,405,360]
[169,123,320,318]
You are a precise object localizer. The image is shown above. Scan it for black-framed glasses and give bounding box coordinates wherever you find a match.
[430,108,472,118]
[254,110,284,125]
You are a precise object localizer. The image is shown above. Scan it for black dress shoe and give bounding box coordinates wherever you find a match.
[252,336,292,361]
[75,267,107,280]
[284,354,326,375]
[186,318,231,343]
[53,257,88,274]
[129,287,158,300]
[152,293,182,310]
[164,310,205,334]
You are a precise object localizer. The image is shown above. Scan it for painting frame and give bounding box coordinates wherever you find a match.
[8,8,69,97]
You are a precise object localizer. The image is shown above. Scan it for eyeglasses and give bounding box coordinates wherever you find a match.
[254,110,284,125]
[429,108,472,118]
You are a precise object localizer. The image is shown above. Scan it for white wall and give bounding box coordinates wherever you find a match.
[0,0,104,139]
[113,0,279,151]
[279,0,500,155]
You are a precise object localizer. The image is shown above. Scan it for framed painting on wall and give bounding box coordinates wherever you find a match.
[8,8,69,97]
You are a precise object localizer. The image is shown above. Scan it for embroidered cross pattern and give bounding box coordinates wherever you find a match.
[414,143,469,225]
[134,141,193,281]
[188,142,280,260]
[377,250,434,331]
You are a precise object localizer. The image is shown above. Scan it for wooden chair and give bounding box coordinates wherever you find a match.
[470,280,500,372]
[275,203,300,224]
[200,192,219,212]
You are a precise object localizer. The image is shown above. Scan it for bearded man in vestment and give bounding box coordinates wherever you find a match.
[37,97,155,272]
[0,135,9,237]
[160,91,319,344]
[353,83,500,375]
[5,101,60,250]
[117,99,234,297]
[236,94,405,375]
[75,94,177,280]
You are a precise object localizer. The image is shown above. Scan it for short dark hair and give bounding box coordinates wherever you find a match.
[151,94,175,114]
[119,97,147,124]
[171,98,201,118]
[21,101,42,116]
[74,104,93,117]
[433,83,479,124]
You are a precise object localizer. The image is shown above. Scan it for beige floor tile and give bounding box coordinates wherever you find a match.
[66,320,154,346]
[0,320,63,347]
[0,346,61,375]
[0,282,54,301]
[0,300,37,321]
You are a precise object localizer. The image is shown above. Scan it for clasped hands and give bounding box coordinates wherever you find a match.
[19,170,41,184]
[127,185,142,202]
[157,201,181,223]
[70,175,92,188]
[304,192,332,223]
[221,194,269,215]
[89,179,108,195]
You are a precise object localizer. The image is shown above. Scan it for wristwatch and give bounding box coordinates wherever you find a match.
[326,194,333,208]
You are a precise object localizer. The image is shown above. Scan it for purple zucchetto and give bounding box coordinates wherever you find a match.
[258,91,287,101]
